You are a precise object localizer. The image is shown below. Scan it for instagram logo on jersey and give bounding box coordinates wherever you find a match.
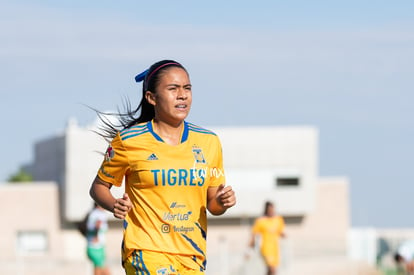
[161,224,170,233]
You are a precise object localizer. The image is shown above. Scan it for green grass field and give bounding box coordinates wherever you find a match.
[379,267,404,275]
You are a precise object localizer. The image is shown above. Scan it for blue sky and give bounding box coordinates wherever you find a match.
[0,0,413,228]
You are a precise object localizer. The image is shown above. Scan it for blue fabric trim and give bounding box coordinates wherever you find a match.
[138,250,150,275]
[195,222,206,240]
[146,121,164,142]
[120,124,149,141]
[181,121,189,142]
[147,120,189,143]
[121,130,149,141]
[182,234,205,256]
[120,124,147,136]
[187,123,216,136]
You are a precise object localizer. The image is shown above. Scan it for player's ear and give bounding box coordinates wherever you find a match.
[145,91,156,106]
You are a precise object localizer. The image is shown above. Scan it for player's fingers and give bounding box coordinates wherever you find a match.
[223,199,236,207]
[222,193,236,207]
[220,188,234,199]
[115,198,131,212]
[113,205,125,219]
[222,185,232,194]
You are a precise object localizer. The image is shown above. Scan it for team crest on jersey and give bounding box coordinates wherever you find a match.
[104,146,115,162]
[192,146,206,164]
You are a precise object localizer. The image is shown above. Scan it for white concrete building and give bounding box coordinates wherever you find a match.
[0,119,361,275]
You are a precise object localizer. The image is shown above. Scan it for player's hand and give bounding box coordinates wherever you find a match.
[244,248,254,260]
[216,184,236,209]
[407,261,414,272]
[113,193,132,219]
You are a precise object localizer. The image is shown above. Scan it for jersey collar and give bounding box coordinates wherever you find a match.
[147,120,189,144]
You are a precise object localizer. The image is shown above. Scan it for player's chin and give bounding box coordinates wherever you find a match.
[174,110,190,120]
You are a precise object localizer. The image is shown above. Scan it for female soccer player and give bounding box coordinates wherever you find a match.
[249,201,286,275]
[89,60,236,275]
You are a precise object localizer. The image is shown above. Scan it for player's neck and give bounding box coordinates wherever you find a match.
[152,119,184,145]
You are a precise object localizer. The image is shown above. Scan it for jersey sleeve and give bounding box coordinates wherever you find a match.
[251,218,262,234]
[97,133,129,187]
[208,135,226,187]
[279,216,285,234]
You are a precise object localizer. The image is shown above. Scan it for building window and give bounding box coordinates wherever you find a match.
[276,177,300,187]
[16,231,48,254]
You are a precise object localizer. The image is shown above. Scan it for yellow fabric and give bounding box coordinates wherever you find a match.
[124,250,204,275]
[252,216,285,267]
[97,121,225,270]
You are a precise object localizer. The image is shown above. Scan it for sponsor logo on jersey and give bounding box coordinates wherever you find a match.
[163,211,192,221]
[170,202,186,208]
[147,153,159,160]
[192,146,206,164]
[173,225,194,233]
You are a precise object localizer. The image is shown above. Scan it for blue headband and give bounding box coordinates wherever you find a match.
[135,69,149,83]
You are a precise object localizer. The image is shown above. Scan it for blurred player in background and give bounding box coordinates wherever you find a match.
[248,201,286,275]
[89,59,236,275]
[394,239,414,274]
[86,203,110,275]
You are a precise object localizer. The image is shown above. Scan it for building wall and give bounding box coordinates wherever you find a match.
[0,183,61,261]
[64,119,109,221]
[213,126,318,216]
[287,177,350,258]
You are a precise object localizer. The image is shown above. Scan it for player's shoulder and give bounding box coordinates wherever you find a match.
[186,121,217,136]
[276,215,285,222]
[255,216,267,223]
[118,122,150,141]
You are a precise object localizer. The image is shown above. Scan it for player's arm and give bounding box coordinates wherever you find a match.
[249,232,257,248]
[90,176,132,219]
[407,260,414,272]
[207,184,236,216]
[95,219,102,230]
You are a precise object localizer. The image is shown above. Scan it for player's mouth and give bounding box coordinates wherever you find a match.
[175,104,188,110]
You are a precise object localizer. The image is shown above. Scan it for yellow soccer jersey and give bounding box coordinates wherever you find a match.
[97,120,225,270]
[252,216,285,266]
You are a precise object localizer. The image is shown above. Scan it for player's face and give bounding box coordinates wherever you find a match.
[148,67,192,125]
[266,205,275,217]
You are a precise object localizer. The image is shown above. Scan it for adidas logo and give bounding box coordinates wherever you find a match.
[147,153,158,160]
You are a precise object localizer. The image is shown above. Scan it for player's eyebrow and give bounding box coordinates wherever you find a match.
[166,83,192,88]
